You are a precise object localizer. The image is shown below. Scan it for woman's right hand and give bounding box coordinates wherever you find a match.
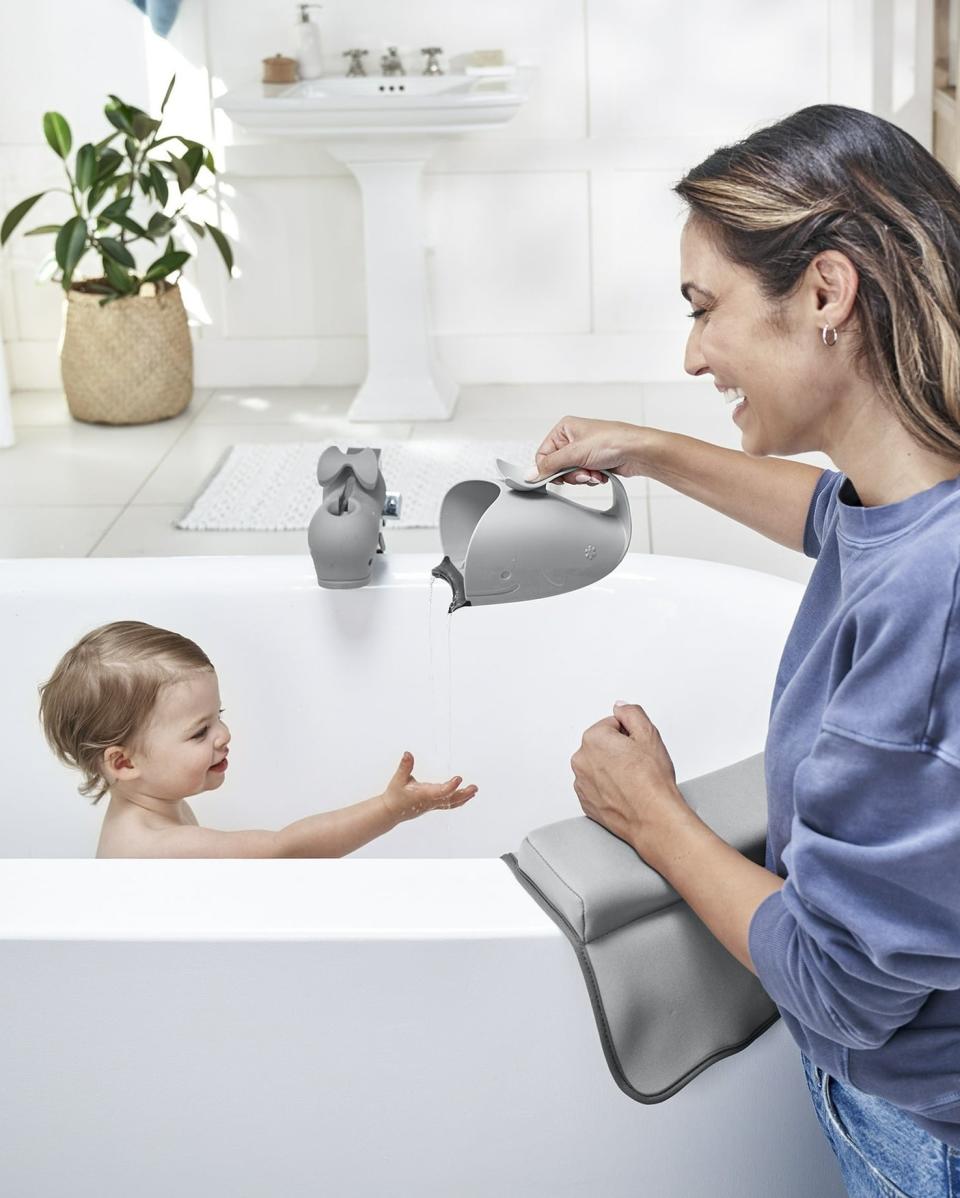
[528,415,646,486]
[380,751,478,824]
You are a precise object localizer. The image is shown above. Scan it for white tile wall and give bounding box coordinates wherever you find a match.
[0,0,933,397]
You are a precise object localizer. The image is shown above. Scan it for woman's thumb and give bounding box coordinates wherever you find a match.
[525,445,577,482]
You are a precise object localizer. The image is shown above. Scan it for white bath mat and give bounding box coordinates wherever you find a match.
[176,439,540,531]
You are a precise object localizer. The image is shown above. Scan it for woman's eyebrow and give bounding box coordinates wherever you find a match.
[681,282,716,302]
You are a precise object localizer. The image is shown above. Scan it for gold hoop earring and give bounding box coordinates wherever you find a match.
[821,324,839,347]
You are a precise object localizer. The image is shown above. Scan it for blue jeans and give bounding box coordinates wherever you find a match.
[801,1053,960,1197]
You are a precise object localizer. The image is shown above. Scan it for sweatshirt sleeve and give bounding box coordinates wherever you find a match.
[803,469,843,558]
[749,731,960,1049]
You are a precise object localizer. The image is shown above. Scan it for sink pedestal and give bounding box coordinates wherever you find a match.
[326,139,458,422]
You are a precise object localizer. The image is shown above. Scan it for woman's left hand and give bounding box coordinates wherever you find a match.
[571,701,690,856]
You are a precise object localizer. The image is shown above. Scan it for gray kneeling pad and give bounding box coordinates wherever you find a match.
[501,753,778,1103]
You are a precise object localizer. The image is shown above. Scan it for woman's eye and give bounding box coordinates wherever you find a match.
[687,308,707,320]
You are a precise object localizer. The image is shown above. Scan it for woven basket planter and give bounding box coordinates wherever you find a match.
[60,281,193,425]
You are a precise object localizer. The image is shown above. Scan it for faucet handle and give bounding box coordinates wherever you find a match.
[421,47,444,74]
[343,48,368,76]
[382,492,402,519]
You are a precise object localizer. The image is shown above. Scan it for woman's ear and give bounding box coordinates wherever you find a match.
[810,249,859,329]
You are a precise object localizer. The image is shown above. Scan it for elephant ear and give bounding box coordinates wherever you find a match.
[348,447,381,490]
[317,445,349,486]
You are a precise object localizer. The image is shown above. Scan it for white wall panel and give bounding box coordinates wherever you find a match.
[425,172,591,335]
[219,177,365,339]
[0,1,935,389]
[588,0,831,140]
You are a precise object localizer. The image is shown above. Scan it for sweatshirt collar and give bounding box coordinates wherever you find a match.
[837,472,960,544]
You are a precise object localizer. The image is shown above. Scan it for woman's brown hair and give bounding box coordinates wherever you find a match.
[674,104,960,458]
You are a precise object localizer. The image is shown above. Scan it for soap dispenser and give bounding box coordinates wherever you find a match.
[296,3,324,80]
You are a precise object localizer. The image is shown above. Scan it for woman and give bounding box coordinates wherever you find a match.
[529,105,960,1197]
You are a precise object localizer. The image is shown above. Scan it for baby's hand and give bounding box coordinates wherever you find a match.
[381,751,478,824]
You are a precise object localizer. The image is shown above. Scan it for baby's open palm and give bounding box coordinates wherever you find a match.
[382,751,478,822]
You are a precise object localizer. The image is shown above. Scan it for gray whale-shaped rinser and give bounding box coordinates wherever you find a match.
[431,458,632,612]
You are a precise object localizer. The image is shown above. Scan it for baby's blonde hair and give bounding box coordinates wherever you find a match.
[39,620,213,803]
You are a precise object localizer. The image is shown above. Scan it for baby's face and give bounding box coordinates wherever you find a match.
[133,669,231,801]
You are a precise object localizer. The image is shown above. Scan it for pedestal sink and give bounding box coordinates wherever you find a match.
[218,71,534,421]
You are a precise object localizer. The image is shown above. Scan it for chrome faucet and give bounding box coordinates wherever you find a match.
[343,49,368,77]
[308,446,402,589]
[380,46,405,76]
[421,47,444,75]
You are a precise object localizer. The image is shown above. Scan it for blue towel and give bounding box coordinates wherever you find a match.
[129,0,181,37]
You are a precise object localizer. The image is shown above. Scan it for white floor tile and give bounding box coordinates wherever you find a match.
[0,421,193,505]
[196,387,358,425]
[0,506,124,557]
[10,388,212,428]
[131,420,414,506]
[453,383,644,424]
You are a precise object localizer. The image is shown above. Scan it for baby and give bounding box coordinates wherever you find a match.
[39,620,477,858]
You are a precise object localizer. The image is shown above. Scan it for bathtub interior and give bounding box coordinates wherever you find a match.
[2,553,803,859]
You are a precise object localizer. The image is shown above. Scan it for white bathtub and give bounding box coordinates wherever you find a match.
[0,553,845,1197]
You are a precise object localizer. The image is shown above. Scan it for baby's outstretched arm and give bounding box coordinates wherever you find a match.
[138,752,477,859]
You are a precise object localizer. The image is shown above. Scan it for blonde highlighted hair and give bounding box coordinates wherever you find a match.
[674,104,960,459]
[39,620,213,803]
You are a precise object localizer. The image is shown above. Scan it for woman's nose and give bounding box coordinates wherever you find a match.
[683,326,709,378]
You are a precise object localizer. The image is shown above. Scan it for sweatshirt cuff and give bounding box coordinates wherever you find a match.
[748,887,791,999]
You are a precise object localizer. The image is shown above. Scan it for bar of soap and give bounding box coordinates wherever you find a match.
[468,49,506,67]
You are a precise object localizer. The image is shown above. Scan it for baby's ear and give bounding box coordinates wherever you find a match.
[102,745,137,782]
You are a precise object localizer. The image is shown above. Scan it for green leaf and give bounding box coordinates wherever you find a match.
[102,255,137,294]
[142,249,190,283]
[183,217,206,238]
[1,192,48,246]
[97,196,133,222]
[23,224,62,237]
[42,112,72,159]
[95,148,124,180]
[138,172,152,197]
[113,214,151,239]
[88,179,113,212]
[55,215,88,286]
[104,98,135,136]
[148,213,175,238]
[183,145,203,183]
[168,154,193,193]
[160,74,176,114]
[147,162,168,206]
[131,113,161,141]
[94,132,119,153]
[205,223,234,275]
[99,237,136,268]
[75,144,97,193]
[203,149,216,173]
[124,135,138,162]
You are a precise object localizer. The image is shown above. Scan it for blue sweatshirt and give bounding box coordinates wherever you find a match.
[748,468,960,1147]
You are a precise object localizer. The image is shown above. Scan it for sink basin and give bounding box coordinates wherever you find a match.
[217,68,534,421]
[217,71,532,135]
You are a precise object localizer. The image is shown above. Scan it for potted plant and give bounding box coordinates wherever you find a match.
[0,75,233,424]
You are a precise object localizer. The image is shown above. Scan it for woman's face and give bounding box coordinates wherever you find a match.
[680,217,837,458]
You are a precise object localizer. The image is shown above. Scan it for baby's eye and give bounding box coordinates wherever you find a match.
[193,726,208,740]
